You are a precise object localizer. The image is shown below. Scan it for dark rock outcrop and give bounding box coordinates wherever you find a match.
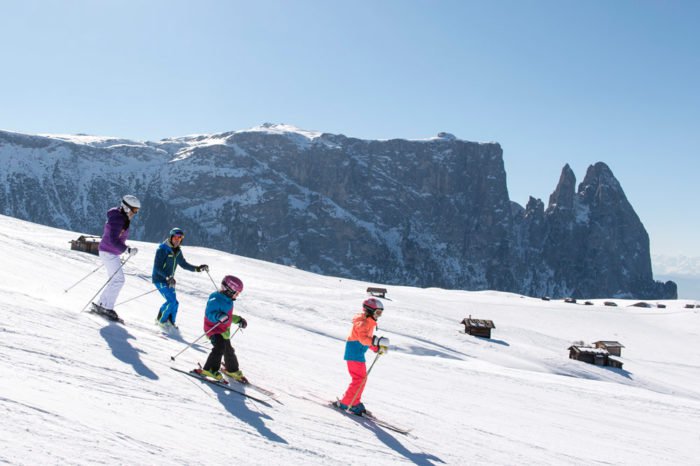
[0,127,676,299]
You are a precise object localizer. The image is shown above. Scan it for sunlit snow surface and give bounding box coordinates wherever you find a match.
[1,214,699,465]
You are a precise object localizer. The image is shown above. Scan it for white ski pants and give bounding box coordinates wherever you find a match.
[98,250,125,310]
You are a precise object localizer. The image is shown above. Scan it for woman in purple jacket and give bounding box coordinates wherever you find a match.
[91,195,141,321]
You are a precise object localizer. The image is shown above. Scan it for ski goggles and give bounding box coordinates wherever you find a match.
[223,289,241,299]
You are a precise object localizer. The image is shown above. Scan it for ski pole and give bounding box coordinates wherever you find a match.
[65,263,104,293]
[171,321,223,361]
[115,288,158,307]
[80,255,133,312]
[205,269,218,291]
[170,322,242,362]
[346,351,383,411]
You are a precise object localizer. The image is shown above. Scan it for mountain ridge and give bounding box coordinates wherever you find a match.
[0,124,675,299]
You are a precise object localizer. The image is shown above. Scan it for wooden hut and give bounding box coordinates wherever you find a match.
[366,287,387,298]
[593,340,625,357]
[69,235,100,256]
[607,357,624,369]
[460,317,495,338]
[568,345,624,369]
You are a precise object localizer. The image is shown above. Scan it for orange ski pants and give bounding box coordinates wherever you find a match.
[340,360,367,406]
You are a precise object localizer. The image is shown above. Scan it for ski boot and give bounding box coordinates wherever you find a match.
[91,303,121,322]
[349,403,367,416]
[222,368,249,384]
[332,400,349,410]
[157,321,178,332]
[196,369,223,381]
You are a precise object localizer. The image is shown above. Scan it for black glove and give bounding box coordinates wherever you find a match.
[127,247,138,256]
[236,316,248,329]
[166,276,176,287]
[196,264,209,272]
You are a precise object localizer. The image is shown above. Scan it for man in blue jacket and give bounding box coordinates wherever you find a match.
[152,227,208,329]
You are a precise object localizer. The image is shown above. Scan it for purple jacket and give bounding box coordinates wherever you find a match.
[98,207,130,255]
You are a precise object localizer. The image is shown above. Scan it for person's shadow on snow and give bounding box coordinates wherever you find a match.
[347,415,445,465]
[99,324,158,380]
[215,388,287,444]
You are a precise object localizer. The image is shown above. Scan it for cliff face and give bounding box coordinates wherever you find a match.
[0,126,676,299]
[510,162,675,299]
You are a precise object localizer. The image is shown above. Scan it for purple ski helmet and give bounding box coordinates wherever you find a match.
[221,275,244,298]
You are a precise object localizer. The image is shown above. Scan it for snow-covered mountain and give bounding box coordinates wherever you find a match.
[0,124,674,299]
[653,254,700,300]
[1,214,698,465]
[653,254,700,276]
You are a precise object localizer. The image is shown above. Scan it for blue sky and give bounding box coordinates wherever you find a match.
[1,0,698,259]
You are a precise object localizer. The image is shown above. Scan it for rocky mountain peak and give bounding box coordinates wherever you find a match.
[547,163,577,213]
[578,161,625,203]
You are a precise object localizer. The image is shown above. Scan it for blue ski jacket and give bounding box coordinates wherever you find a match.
[151,241,196,284]
[203,291,243,338]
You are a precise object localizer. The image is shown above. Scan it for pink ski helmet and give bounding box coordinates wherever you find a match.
[221,275,244,298]
[362,298,384,315]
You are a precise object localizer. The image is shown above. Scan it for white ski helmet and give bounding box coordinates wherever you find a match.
[121,195,141,214]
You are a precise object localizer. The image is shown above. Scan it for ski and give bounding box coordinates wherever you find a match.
[88,309,124,324]
[86,303,125,324]
[170,367,272,407]
[329,401,411,435]
[227,377,282,404]
[247,383,280,402]
[156,324,181,339]
[220,365,281,404]
[361,412,411,435]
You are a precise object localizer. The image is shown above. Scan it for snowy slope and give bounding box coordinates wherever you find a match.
[1,214,699,465]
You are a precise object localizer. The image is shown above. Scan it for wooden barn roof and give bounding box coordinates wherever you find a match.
[568,345,608,355]
[594,340,625,348]
[461,318,496,329]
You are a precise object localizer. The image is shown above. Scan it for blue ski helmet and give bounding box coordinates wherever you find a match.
[169,227,184,240]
